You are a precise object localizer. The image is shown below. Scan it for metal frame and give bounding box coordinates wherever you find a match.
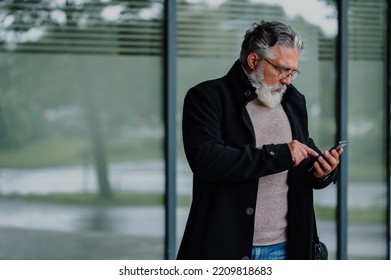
[336,0,349,260]
[164,0,177,260]
[386,0,391,261]
[336,0,391,260]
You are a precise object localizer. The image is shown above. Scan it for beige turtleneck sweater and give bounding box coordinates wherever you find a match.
[246,98,292,246]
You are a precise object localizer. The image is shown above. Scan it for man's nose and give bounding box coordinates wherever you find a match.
[280,75,292,85]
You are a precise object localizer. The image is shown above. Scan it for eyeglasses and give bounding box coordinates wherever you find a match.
[264,59,300,80]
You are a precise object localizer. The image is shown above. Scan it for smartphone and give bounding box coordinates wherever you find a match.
[307,140,347,173]
[329,140,348,151]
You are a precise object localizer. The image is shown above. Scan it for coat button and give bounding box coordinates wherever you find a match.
[242,256,249,260]
[269,151,275,156]
[244,90,251,97]
[246,207,254,215]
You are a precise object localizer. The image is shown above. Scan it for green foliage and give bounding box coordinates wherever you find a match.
[0,137,90,167]
[0,136,162,168]
[315,206,386,224]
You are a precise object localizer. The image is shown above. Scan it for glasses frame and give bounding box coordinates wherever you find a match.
[264,59,300,80]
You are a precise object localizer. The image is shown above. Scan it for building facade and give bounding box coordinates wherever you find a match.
[0,0,389,260]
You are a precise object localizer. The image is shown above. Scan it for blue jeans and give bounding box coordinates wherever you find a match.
[251,242,287,260]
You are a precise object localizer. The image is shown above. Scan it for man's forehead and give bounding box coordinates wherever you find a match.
[271,46,300,68]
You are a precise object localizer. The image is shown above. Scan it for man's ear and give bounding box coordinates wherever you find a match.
[247,53,259,70]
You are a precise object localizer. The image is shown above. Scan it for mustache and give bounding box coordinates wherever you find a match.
[271,84,287,93]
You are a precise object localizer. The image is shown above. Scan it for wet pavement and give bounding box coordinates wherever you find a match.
[0,226,163,260]
[0,198,387,260]
[0,160,388,259]
[0,200,190,259]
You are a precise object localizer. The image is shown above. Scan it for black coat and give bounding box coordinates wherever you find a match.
[177,60,336,260]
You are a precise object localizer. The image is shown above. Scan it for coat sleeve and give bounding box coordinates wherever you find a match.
[182,86,294,182]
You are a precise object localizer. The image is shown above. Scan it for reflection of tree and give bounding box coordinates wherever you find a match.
[0,0,162,199]
[0,0,164,147]
[0,0,342,197]
[0,0,162,54]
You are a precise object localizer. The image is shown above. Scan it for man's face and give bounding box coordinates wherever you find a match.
[260,45,300,87]
[247,45,300,108]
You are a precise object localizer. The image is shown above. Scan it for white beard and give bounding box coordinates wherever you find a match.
[248,66,287,108]
[256,85,285,108]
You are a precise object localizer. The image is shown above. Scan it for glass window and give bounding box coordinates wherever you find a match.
[0,0,165,259]
[347,0,388,259]
[176,0,339,258]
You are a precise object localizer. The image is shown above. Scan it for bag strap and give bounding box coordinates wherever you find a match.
[312,208,320,243]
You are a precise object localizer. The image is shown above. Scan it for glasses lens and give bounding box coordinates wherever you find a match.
[290,70,299,80]
[279,71,293,80]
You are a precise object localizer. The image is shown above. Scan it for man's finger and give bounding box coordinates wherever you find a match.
[305,146,319,157]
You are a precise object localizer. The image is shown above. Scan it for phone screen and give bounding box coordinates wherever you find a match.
[329,140,348,151]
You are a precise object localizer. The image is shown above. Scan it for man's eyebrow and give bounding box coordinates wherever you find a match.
[276,64,293,71]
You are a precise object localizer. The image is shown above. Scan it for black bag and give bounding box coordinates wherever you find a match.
[312,238,328,260]
[312,211,328,260]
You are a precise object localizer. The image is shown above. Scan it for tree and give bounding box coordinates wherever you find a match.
[0,0,161,199]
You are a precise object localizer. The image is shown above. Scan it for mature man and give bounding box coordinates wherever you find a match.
[177,20,343,260]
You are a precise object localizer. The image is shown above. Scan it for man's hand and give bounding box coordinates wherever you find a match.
[288,140,319,166]
[312,148,343,179]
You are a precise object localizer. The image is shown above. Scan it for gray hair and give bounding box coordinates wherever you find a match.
[239,20,304,64]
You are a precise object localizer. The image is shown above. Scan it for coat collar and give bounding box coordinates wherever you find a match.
[226,60,258,108]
